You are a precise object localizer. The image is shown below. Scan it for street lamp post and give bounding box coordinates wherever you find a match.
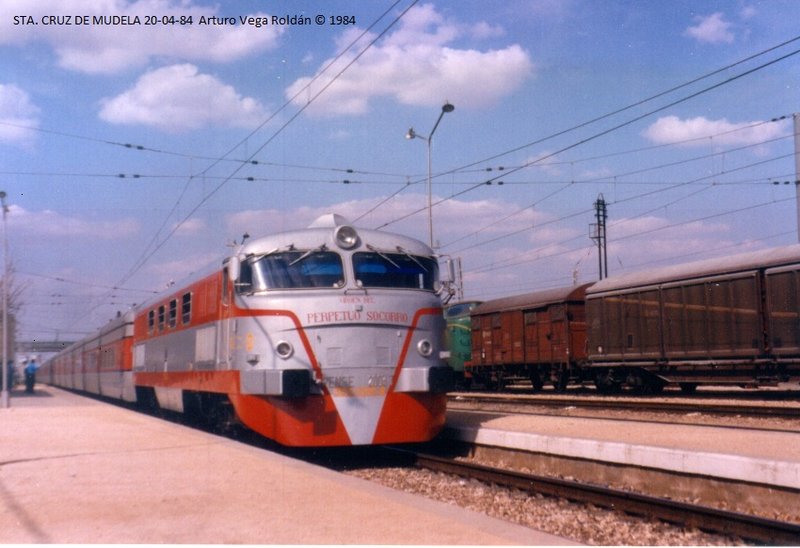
[406,102,455,248]
[1,191,8,409]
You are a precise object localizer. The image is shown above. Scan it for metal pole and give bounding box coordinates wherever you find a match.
[593,194,608,280]
[1,191,8,409]
[426,107,449,249]
[602,199,608,278]
[407,103,454,250]
[794,113,800,242]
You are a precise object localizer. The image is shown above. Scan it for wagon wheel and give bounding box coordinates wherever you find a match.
[593,369,622,394]
[552,368,569,392]
[529,370,544,392]
[641,378,665,395]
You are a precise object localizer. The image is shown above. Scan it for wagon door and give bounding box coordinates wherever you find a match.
[472,314,493,366]
[765,266,800,356]
[549,304,567,362]
[523,311,539,364]
[491,313,504,364]
[499,310,523,365]
[567,302,588,361]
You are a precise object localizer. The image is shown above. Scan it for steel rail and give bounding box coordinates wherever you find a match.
[405,450,800,545]
[450,392,800,419]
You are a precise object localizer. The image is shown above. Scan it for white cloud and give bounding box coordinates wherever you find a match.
[99,64,267,132]
[684,12,734,44]
[0,84,40,147]
[0,1,283,74]
[285,4,533,116]
[469,21,506,40]
[9,205,139,239]
[171,217,206,236]
[144,251,220,287]
[606,215,734,271]
[642,115,789,148]
[739,6,758,20]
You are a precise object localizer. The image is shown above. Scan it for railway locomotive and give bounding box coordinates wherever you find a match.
[464,244,800,393]
[41,214,452,446]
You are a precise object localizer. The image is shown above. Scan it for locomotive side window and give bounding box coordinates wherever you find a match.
[353,252,438,290]
[158,305,165,331]
[168,299,177,328]
[147,310,155,334]
[236,259,253,293]
[181,292,192,325]
[241,251,344,291]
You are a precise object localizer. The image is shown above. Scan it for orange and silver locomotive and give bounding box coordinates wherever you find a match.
[42,214,452,446]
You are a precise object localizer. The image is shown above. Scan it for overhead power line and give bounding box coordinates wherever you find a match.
[370,36,800,232]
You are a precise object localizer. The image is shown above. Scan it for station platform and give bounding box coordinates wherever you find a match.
[0,386,575,545]
[444,409,800,491]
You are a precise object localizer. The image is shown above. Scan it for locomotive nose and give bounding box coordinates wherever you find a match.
[308,310,444,444]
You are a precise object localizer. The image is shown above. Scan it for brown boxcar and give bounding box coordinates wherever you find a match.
[586,244,800,392]
[467,284,591,390]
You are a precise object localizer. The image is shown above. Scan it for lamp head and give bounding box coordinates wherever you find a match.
[442,102,455,113]
[405,128,416,140]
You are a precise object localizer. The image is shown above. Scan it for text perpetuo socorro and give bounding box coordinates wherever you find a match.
[13,14,357,26]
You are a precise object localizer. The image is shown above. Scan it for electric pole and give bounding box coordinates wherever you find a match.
[591,194,608,280]
[794,113,800,242]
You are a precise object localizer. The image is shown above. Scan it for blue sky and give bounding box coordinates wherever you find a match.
[2,0,800,344]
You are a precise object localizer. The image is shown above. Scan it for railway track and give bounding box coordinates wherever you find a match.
[450,391,800,420]
[395,449,800,545]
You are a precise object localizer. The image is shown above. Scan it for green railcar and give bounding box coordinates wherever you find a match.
[443,301,481,387]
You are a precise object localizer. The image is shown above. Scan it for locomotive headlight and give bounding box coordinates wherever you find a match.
[275,341,294,359]
[417,339,433,357]
[334,225,359,249]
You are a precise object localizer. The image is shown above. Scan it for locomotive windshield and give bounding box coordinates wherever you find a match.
[353,251,438,290]
[238,250,345,291]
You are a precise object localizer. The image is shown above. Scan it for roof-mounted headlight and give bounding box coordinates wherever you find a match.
[334,225,359,249]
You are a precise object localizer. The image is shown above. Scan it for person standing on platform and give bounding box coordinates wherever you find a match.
[24,358,38,393]
[5,360,14,388]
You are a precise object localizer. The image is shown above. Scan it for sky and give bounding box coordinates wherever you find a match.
[2,0,800,345]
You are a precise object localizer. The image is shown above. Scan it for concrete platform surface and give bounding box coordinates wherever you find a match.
[0,386,576,545]
[445,409,800,490]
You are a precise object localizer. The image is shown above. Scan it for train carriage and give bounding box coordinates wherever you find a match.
[467,284,591,390]
[586,244,800,392]
[41,311,135,400]
[443,300,481,387]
